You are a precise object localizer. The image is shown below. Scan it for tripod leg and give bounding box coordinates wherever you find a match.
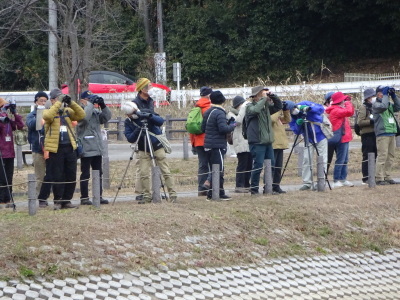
[280,134,302,181]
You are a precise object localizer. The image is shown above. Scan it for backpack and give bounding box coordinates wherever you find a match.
[185,106,203,134]
[14,129,28,146]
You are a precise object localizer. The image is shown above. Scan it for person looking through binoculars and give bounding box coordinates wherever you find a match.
[77,91,112,205]
[43,88,85,210]
[289,100,329,191]
[123,78,177,204]
[0,98,24,208]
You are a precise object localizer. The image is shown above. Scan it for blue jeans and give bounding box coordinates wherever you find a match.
[249,144,275,193]
[333,142,349,181]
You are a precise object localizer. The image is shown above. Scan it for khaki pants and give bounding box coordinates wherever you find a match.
[139,148,176,200]
[134,158,142,193]
[376,135,395,181]
[33,152,46,197]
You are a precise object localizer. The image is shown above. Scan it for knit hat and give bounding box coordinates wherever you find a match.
[136,78,151,92]
[200,86,212,97]
[363,88,376,101]
[283,100,296,111]
[210,91,226,105]
[331,92,347,105]
[250,86,269,97]
[34,91,48,103]
[232,96,245,109]
[0,98,6,108]
[49,88,62,99]
[81,90,92,99]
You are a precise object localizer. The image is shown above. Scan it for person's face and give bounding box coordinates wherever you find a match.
[36,97,47,106]
[80,98,88,106]
[141,84,153,97]
[365,97,372,103]
[376,91,383,98]
[50,98,57,105]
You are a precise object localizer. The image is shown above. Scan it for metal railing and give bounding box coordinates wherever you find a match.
[344,73,400,82]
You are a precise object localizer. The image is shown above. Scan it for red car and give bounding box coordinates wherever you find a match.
[61,70,171,94]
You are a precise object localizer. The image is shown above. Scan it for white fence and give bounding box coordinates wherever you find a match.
[2,79,400,108]
[344,73,400,82]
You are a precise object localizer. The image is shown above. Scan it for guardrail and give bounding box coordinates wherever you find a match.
[2,78,400,108]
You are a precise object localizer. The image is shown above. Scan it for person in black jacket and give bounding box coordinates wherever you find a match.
[201,91,236,200]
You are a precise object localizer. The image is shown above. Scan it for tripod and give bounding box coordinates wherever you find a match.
[281,115,331,190]
[112,118,168,205]
[0,148,16,211]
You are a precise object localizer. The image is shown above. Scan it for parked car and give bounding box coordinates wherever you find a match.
[61,70,171,94]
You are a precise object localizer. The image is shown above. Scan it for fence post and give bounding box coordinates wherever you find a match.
[368,152,376,188]
[165,115,172,140]
[263,159,273,194]
[16,145,23,170]
[92,170,101,208]
[211,164,220,201]
[183,135,189,160]
[102,139,110,189]
[317,156,325,192]
[297,146,304,177]
[117,117,124,141]
[151,166,162,203]
[28,174,37,216]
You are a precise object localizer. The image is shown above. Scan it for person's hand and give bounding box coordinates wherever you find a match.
[9,104,16,115]
[296,118,304,126]
[191,146,197,155]
[344,95,352,102]
[382,86,390,96]
[97,97,106,109]
[227,117,235,125]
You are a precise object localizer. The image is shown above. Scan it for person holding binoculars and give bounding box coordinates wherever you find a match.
[43,88,86,210]
[0,98,24,208]
[77,91,112,205]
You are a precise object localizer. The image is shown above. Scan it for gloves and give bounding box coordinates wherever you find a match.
[296,118,304,126]
[382,86,390,96]
[282,101,287,111]
[227,117,235,125]
[389,88,396,99]
[97,97,106,109]
[9,104,16,115]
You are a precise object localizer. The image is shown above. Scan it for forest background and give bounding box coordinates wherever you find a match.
[1,0,400,93]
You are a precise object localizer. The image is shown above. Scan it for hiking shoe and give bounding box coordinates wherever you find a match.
[100,198,109,204]
[333,181,344,188]
[39,201,48,208]
[386,179,399,184]
[220,194,232,201]
[135,194,143,201]
[299,185,311,191]
[376,180,389,186]
[341,180,354,187]
[198,190,208,197]
[273,187,286,194]
[361,181,367,185]
[81,199,93,205]
[62,203,78,209]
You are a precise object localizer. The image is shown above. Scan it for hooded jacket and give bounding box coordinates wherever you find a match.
[325,101,354,143]
[372,93,400,136]
[76,102,112,157]
[226,102,251,154]
[190,97,211,147]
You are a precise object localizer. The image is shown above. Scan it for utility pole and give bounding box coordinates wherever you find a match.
[155,0,166,85]
[157,0,164,53]
[48,0,58,90]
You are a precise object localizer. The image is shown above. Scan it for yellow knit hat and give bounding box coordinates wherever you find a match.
[136,78,151,92]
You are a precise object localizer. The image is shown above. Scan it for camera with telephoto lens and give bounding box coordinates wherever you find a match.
[297,105,310,113]
[135,111,152,119]
[62,95,71,103]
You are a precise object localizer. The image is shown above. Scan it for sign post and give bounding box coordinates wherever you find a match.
[173,62,181,108]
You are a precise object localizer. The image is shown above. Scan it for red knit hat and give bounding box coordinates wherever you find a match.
[331,92,347,105]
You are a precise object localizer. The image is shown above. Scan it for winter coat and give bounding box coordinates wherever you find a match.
[325,101,354,143]
[0,112,24,158]
[76,102,112,157]
[227,102,250,154]
[189,97,211,147]
[201,106,235,149]
[245,97,274,145]
[133,94,155,112]
[372,94,400,136]
[124,113,165,152]
[26,109,44,154]
[42,100,86,153]
[289,101,327,144]
[357,102,375,136]
[271,110,291,150]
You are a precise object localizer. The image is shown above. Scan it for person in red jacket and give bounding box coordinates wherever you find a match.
[190,87,212,196]
[325,92,355,188]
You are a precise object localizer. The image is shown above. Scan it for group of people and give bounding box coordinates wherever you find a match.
[190,84,400,200]
[0,88,112,210]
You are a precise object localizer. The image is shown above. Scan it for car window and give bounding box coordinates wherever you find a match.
[103,74,126,84]
[89,73,103,83]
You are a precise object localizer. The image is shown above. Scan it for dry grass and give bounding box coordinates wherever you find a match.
[1,150,400,281]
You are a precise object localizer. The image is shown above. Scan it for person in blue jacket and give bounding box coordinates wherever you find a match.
[124,78,177,204]
[289,100,328,191]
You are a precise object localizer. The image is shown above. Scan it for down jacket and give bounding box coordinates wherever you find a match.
[271,110,291,150]
[325,101,354,143]
[0,112,24,158]
[201,106,235,149]
[226,101,251,154]
[76,102,112,157]
[190,97,211,147]
[43,100,86,153]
